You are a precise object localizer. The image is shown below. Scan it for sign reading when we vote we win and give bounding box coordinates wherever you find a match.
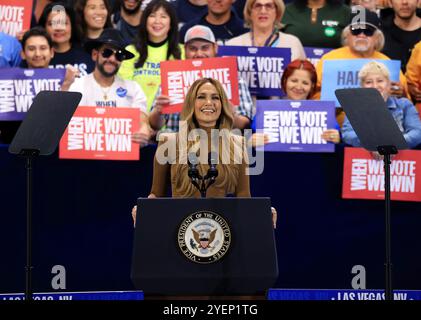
[160,56,239,114]
[255,100,336,153]
[59,107,140,161]
[342,147,421,202]
[321,59,401,106]
[0,0,33,37]
[304,47,332,67]
[0,68,66,120]
[218,45,291,97]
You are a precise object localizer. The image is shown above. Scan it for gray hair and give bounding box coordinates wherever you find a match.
[341,25,385,52]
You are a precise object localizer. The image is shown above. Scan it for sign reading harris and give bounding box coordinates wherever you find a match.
[0,68,65,120]
[59,107,140,161]
[304,47,332,67]
[321,59,401,106]
[255,100,336,152]
[342,147,421,202]
[160,56,239,114]
[218,45,291,97]
[0,0,33,37]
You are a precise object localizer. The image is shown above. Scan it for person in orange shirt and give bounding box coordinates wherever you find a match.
[314,7,408,125]
[406,40,421,111]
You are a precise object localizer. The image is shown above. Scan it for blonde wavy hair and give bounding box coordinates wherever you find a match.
[243,0,285,30]
[171,78,246,197]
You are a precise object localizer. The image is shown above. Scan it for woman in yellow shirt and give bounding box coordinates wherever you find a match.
[118,0,184,112]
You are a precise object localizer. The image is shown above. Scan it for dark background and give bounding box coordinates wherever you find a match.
[0,143,420,293]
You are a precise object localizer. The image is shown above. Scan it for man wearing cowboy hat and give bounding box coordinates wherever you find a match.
[68,28,152,146]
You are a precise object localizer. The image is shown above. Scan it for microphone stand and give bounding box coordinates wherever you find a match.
[188,153,218,198]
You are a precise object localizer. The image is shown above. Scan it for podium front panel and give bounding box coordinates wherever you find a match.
[131,197,278,295]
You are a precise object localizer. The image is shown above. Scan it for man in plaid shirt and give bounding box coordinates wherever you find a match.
[149,25,254,134]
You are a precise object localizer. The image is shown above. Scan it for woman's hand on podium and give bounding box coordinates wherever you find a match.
[131,194,157,227]
[271,207,277,229]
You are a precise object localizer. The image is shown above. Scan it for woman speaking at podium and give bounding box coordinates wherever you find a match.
[132,78,276,227]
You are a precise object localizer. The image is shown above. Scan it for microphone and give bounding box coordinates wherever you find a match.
[204,152,218,192]
[206,151,218,180]
[187,152,201,193]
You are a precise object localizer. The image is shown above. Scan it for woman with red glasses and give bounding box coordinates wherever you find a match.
[226,0,306,61]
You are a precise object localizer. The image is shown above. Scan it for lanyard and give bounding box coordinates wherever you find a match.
[251,28,279,47]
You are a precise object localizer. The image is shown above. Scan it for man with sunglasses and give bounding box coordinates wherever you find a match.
[314,7,408,102]
[68,28,151,146]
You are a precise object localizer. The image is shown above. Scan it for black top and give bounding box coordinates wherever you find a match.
[381,15,421,72]
[174,0,208,24]
[112,11,139,47]
[179,10,248,44]
[49,46,95,76]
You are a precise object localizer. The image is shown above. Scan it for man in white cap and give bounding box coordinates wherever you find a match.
[149,25,254,133]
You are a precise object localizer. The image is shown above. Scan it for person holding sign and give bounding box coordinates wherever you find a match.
[281,59,341,143]
[67,28,152,147]
[314,7,408,101]
[20,27,55,69]
[149,25,254,133]
[132,77,277,228]
[225,0,306,61]
[20,27,79,91]
[118,0,184,112]
[341,61,421,153]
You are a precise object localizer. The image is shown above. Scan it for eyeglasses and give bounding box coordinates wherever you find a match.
[100,48,126,62]
[252,2,276,11]
[350,25,376,37]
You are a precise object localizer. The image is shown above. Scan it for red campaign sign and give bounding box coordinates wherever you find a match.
[342,147,421,202]
[0,0,33,37]
[59,107,140,161]
[160,56,239,114]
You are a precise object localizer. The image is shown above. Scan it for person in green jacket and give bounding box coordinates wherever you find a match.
[282,0,351,48]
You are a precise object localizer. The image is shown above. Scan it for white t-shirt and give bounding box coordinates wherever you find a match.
[69,73,147,113]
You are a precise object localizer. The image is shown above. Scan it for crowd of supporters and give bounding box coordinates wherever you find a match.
[0,0,420,149]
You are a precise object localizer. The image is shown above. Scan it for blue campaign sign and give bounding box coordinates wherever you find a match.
[0,290,144,300]
[218,45,291,97]
[304,46,332,67]
[321,59,401,106]
[0,67,66,120]
[255,100,336,153]
[268,288,421,300]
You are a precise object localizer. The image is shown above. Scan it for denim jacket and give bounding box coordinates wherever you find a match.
[341,96,421,148]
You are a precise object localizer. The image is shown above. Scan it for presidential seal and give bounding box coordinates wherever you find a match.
[178,210,231,264]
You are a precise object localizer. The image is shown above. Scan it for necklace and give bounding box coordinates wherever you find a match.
[100,86,111,100]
